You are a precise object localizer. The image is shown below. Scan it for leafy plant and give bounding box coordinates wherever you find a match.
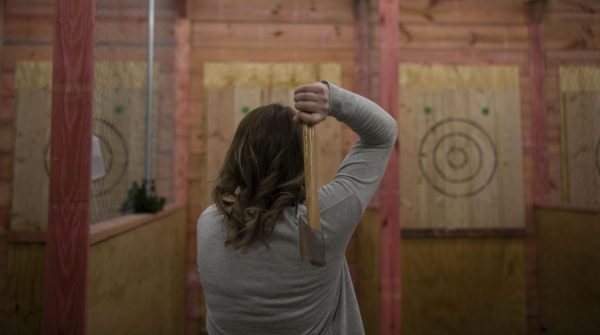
[121,179,166,214]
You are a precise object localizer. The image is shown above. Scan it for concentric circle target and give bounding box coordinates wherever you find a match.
[419,118,497,197]
[44,118,128,197]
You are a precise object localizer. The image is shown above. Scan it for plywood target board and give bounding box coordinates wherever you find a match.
[560,67,600,208]
[399,65,524,229]
[203,63,343,201]
[11,62,152,230]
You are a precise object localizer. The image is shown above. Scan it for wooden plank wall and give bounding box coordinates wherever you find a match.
[2,0,179,227]
[399,64,525,229]
[4,243,46,334]
[558,67,600,208]
[10,62,157,229]
[186,1,356,333]
[393,1,531,334]
[536,207,600,334]
[1,0,182,332]
[4,208,187,335]
[543,0,600,206]
[88,209,186,335]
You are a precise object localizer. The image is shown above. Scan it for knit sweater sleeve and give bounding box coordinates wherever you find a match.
[316,81,397,256]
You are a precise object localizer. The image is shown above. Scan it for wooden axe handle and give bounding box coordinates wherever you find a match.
[303,125,321,230]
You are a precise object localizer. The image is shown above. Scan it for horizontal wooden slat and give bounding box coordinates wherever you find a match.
[397,49,528,65]
[1,46,176,71]
[190,48,354,69]
[4,15,175,45]
[191,22,353,49]
[545,0,600,11]
[398,0,527,25]
[402,228,526,239]
[544,23,600,51]
[6,0,175,18]
[546,50,600,63]
[191,0,354,24]
[396,24,529,50]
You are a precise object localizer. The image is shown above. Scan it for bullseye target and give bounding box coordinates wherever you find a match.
[418,118,497,197]
[91,118,128,197]
[44,118,128,197]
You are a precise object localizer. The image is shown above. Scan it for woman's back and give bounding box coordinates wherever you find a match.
[198,203,360,334]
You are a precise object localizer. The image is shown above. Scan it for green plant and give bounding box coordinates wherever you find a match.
[121,179,166,214]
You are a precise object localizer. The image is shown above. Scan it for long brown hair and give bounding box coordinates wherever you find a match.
[212,104,305,249]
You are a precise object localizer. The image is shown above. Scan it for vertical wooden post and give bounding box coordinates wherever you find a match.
[378,0,401,334]
[526,1,547,334]
[42,0,95,334]
[353,0,371,98]
[529,2,549,205]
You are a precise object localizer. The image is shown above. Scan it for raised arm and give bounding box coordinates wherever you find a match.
[294,81,398,255]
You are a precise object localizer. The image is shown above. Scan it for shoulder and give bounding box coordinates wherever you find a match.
[197,204,222,230]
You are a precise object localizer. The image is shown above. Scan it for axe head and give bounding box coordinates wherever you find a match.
[299,216,326,266]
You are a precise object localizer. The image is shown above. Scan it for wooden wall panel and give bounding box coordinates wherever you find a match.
[203,87,234,203]
[396,24,529,51]
[537,207,600,335]
[192,22,353,50]
[542,1,600,205]
[89,209,186,335]
[397,0,527,25]
[399,64,524,229]
[559,66,600,208]
[191,0,354,23]
[562,93,600,207]
[5,243,46,334]
[10,62,157,229]
[401,238,526,335]
[11,62,51,231]
[354,208,381,335]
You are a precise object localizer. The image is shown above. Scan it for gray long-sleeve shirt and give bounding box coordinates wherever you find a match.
[197,82,398,334]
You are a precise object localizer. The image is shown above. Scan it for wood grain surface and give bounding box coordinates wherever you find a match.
[42,0,94,333]
[378,0,401,333]
[402,238,526,335]
[537,207,600,335]
[398,65,524,229]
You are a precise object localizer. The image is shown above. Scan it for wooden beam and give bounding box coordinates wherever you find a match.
[176,0,189,19]
[42,0,95,334]
[401,228,526,239]
[525,1,547,333]
[353,0,371,98]
[378,0,401,334]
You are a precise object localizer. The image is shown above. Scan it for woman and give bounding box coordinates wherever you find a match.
[197,81,397,334]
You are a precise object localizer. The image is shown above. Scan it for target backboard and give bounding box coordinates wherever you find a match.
[11,62,153,230]
[399,64,524,229]
[202,63,343,204]
[560,66,600,208]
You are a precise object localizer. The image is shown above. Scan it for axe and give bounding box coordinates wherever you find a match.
[299,124,326,266]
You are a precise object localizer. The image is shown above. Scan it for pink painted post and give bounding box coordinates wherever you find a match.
[42,0,95,334]
[526,16,546,335]
[529,25,548,205]
[378,0,401,334]
[175,19,190,206]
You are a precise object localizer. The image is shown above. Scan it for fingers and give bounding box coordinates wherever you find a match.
[295,111,325,126]
[292,82,330,126]
[294,101,322,114]
[293,92,322,103]
[294,83,327,95]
